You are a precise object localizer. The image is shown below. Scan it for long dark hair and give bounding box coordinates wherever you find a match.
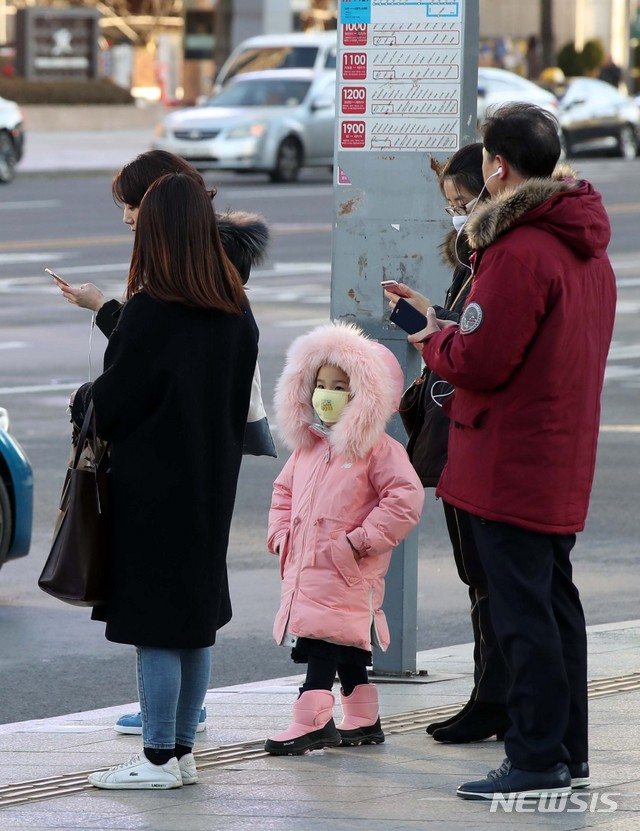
[127,174,245,314]
[112,150,216,208]
[439,143,487,272]
[439,142,485,201]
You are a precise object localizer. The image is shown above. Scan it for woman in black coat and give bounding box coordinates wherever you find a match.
[386,144,509,744]
[75,174,258,790]
[56,151,269,735]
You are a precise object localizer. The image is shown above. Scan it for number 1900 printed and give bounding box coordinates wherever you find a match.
[340,120,366,149]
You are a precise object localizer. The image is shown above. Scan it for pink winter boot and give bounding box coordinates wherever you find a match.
[337,684,385,746]
[264,690,342,755]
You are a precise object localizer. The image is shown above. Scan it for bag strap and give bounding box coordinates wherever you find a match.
[72,401,108,472]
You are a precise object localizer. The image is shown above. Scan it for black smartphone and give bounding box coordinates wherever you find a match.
[389,298,428,334]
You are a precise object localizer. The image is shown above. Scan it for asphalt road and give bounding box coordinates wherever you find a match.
[0,161,639,725]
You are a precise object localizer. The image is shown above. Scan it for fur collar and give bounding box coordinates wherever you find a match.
[465,164,579,251]
[274,323,405,460]
[216,211,269,283]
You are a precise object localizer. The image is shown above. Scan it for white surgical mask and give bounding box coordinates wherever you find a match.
[312,388,350,424]
[452,214,468,232]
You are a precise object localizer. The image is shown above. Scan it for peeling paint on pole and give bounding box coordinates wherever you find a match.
[331,0,479,675]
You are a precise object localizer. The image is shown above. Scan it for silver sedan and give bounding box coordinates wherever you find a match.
[153,69,336,183]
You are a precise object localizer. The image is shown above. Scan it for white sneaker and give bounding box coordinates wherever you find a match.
[178,752,198,785]
[88,753,182,790]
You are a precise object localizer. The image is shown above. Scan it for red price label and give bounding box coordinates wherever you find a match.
[343,24,367,46]
[342,52,367,80]
[341,120,366,149]
[341,86,366,114]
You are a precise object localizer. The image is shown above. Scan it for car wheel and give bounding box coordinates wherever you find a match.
[0,477,12,568]
[0,130,17,184]
[270,138,302,183]
[616,125,638,160]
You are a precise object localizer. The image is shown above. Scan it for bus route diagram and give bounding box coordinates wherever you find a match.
[338,2,465,152]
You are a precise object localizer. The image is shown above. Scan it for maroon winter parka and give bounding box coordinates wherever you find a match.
[420,168,617,534]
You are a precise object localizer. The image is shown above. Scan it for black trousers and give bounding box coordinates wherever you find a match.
[443,502,509,704]
[470,515,588,771]
[300,655,369,697]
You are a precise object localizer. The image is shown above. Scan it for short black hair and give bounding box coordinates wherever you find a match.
[482,103,561,178]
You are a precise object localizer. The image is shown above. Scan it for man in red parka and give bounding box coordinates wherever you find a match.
[410,104,617,800]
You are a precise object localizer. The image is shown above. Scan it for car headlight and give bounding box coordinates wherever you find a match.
[0,407,10,432]
[154,123,168,138]
[227,122,268,139]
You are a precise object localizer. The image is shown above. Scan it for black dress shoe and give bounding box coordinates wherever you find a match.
[431,701,509,743]
[568,761,590,789]
[457,758,572,800]
[426,697,474,735]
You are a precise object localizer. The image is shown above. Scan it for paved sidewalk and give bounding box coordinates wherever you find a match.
[19,129,154,176]
[0,620,639,830]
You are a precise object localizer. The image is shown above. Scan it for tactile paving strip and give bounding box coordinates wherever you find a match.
[1,672,638,808]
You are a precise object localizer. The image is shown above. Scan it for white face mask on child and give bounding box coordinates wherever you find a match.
[312,389,350,424]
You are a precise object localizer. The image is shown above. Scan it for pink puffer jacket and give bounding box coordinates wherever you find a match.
[268,323,424,651]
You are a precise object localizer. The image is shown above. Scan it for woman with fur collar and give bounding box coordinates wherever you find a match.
[264,322,424,756]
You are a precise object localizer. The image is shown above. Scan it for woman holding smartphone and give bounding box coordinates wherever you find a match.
[71,174,258,790]
[54,150,269,737]
[55,150,269,338]
[385,143,510,744]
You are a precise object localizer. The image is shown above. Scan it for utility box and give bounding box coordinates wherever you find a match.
[331,0,479,675]
[16,7,100,81]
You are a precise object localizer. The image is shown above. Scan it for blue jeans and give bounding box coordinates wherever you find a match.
[136,646,212,750]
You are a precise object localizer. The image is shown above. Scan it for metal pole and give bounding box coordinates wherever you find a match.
[331,0,479,675]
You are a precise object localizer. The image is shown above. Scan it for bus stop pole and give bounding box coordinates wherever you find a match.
[330,0,479,675]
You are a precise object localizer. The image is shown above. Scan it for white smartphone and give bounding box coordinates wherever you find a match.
[380,280,399,287]
[45,267,71,288]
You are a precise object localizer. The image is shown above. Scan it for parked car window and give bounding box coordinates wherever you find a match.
[222,47,320,84]
[323,48,337,69]
[208,78,313,108]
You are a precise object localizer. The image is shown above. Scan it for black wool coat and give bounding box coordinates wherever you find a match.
[86,292,257,648]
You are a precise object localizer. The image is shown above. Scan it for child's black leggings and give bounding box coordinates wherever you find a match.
[300,655,368,697]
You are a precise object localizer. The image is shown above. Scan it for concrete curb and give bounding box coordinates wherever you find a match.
[21,103,168,132]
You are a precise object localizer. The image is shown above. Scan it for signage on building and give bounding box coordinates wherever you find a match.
[16,7,101,81]
[184,10,215,62]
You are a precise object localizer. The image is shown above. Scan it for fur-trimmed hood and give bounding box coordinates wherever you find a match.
[465,164,610,259]
[274,323,405,460]
[216,211,269,284]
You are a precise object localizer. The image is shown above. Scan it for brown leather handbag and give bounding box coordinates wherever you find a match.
[38,402,110,607]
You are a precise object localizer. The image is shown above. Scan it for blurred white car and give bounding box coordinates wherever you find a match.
[214,31,337,92]
[558,77,640,159]
[153,69,336,183]
[477,67,559,125]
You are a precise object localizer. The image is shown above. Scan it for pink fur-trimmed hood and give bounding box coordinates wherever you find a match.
[274,322,404,460]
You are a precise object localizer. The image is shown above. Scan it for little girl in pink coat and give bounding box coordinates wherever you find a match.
[265,322,424,755]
